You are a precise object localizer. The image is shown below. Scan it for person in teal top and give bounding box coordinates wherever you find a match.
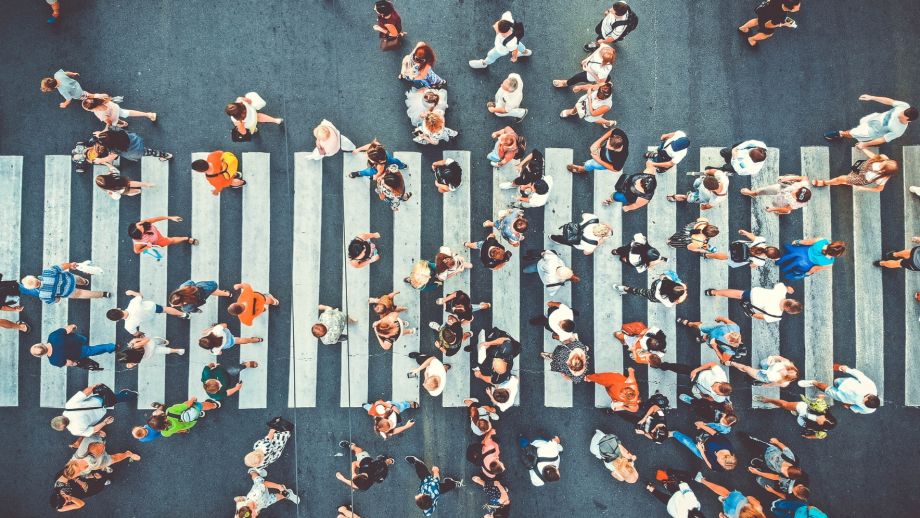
[201,361,258,404]
[776,237,847,280]
[771,499,827,518]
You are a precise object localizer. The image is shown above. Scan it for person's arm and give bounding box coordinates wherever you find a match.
[63,324,77,334]
[694,420,718,435]
[357,232,380,241]
[748,466,780,480]
[139,215,173,225]
[840,365,872,385]
[91,415,116,435]
[622,198,648,212]
[335,471,359,489]
[57,494,86,512]
[763,485,786,499]
[352,140,378,153]
[410,356,435,375]
[860,94,898,107]
[226,380,243,397]
[690,362,716,380]
[766,206,792,215]
[389,419,416,437]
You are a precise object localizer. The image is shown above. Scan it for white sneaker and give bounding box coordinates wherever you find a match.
[519,49,533,57]
[284,490,300,504]
[613,285,627,295]
[175,349,186,356]
[797,380,816,388]
[499,181,514,190]
[469,59,488,69]
[428,322,441,331]
[910,186,920,197]
[478,329,486,343]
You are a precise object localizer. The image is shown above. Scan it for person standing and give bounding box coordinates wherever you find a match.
[549,212,613,256]
[588,430,639,483]
[483,209,527,248]
[244,416,294,474]
[530,301,577,342]
[725,229,780,269]
[89,128,173,171]
[775,238,845,280]
[825,94,916,147]
[30,324,115,368]
[348,232,382,268]
[487,126,523,169]
[168,280,229,314]
[666,218,724,259]
[107,289,189,336]
[365,399,419,439]
[673,422,737,472]
[738,0,801,48]
[541,339,590,384]
[568,127,629,174]
[198,323,263,355]
[405,456,462,516]
[729,356,798,388]
[229,282,280,326]
[488,73,527,122]
[688,362,733,404]
[584,1,639,51]
[372,1,406,51]
[191,151,245,195]
[407,352,449,397]
[350,141,407,178]
[601,171,657,212]
[50,384,137,436]
[678,316,744,364]
[798,363,880,414]
[615,321,666,366]
[469,11,532,69]
[714,140,768,176]
[742,435,810,502]
[19,262,109,303]
[705,283,802,322]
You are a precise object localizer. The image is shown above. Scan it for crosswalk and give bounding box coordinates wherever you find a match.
[1,145,917,410]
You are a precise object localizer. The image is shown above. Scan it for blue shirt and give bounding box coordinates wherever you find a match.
[48,328,88,367]
[418,475,441,516]
[700,323,740,344]
[26,265,77,304]
[137,425,161,443]
[722,490,748,518]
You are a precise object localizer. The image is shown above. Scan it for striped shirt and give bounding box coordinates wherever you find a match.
[35,265,76,304]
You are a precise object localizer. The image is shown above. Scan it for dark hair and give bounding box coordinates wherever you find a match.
[49,489,67,510]
[228,303,244,316]
[560,319,575,333]
[795,187,812,203]
[95,174,127,191]
[106,308,126,321]
[702,176,721,191]
[786,466,805,479]
[793,484,810,500]
[168,285,199,309]
[311,323,327,338]
[702,224,720,238]
[198,334,222,349]
[646,336,664,352]
[542,465,561,482]
[367,143,387,164]
[440,326,457,344]
[147,414,167,431]
[905,107,919,121]
[117,346,144,365]
[514,136,528,157]
[416,494,434,510]
[750,148,767,163]
[533,179,549,195]
[487,460,505,476]
[782,0,801,7]
[784,300,803,314]
[493,506,511,518]
[513,217,528,233]
[497,20,513,33]
[824,241,847,257]
[639,175,657,192]
[687,511,705,518]
[96,129,130,151]
[127,221,149,240]
[751,245,782,260]
[714,382,733,396]
[612,1,630,15]
[597,82,613,99]
[610,133,624,147]
[865,394,881,408]
[492,388,510,403]
[191,159,209,172]
[348,239,369,260]
[225,102,245,119]
[82,97,106,110]
[374,1,394,15]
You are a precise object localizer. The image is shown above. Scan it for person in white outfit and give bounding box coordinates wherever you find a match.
[488,73,526,121]
[405,88,448,127]
[305,120,355,160]
[825,94,917,148]
[798,364,880,414]
[469,11,532,68]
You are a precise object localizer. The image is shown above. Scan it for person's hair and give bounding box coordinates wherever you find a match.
[610,133,624,148]
[825,241,847,257]
[493,506,511,518]
[722,413,738,426]
[49,488,67,510]
[168,285,199,309]
[132,426,148,439]
[440,326,457,344]
[795,187,812,204]
[20,275,40,289]
[702,224,720,238]
[488,247,507,261]
[568,356,585,372]
[820,412,838,429]
[422,91,440,106]
[905,107,919,121]
[416,494,434,510]
[646,336,664,352]
[50,416,69,431]
[714,382,733,396]
[413,44,436,66]
[366,142,387,164]
[204,379,221,394]
[600,46,617,64]
[648,354,663,368]
[620,387,637,401]
[374,1,394,16]
[559,319,575,332]
[612,1,630,15]
[117,346,144,365]
[106,308,126,321]
[423,376,442,391]
[533,179,549,195]
[30,344,48,357]
[782,0,801,8]
[720,453,737,470]
[783,299,803,314]
[594,225,612,238]
[597,82,613,99]
[786,466,805,479]
[225,102,245,119]
[738,506,766,518]
[702,176,720,191]
[237,507,253,518]
[311,323,328,338]
[865,394,881,408]
[792,484,810,500]
[62,461,82,480]
[41,77,58,91]
[148,414,167,431]
[751,245,781,259]
[750,147,767,163]
[612,457,637,481]
[244,450,264,468]
[497,20,513,33]
[95,174,128,191]
[513,217,528,233]
[227,303,244,316]
[127,221,149,240]
[81,97,106,110]
[198,334,222,349]
[424,111,445,133]
[476,418,491,433]
[487,460,506,476]
[542,465,561,482]
[506,77,519,90]
[639,175,656,192]
[491,388,510,403]
[191,159,210,172]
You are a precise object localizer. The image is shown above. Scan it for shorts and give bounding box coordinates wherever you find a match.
[902,247,920,271]
[355,451,370,462]
[152,236,172,247]
[757,20,776,35]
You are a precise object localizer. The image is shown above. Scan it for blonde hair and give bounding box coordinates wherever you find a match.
[593,224,612,238]
[62,460,82,480]
[20,275,40,289]
[424,376,442,392]
[313,125,331,141]
[424,112,445,133]
[244,450,264,468]
[612,457,638,483]
[30,344,48,357]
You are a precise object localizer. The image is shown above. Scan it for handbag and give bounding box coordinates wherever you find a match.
[92,384,118,406]
[76,358,103,371]
[231,126,252,143]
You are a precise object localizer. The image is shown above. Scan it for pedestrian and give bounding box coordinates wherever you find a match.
[30,324,115,369]
[81,96,156,128]
[41,70,103,108]
[588,368,641,412]
[50,470,111,512]
[229,282,280,326]
[51,384,137,437]
[589,430,639,483]
[553,45,616,87]
[434,245,473,281]
[740,175,812,215]
[472,328,521,386]
[464,398,500,436]
[875,236,920,271]
[776,238,845,280]
[677,316,745,364]
[312,304,350,345]
[191,151,245,195]
[19,262,108,303]
[487,126,524,170]
[613,233,667,273]
[673,421,737,471]
[522,249,579,295]
[771,502,828,518]
[468,428,506,480]
[499,148,543,190]
[568,127,629,174]
[413,110,459,145]
[244,416,294,474]
[541,339,590,383]
[127,216,196,256]
[560,82,616,127]
[488,73,527,122]
[116,335,184,369]
[584,1,639,51]
[335,441,394,491]
[406,88,448,127]
[94,171,154,200]
[812,146,898,192]
[615,270,688,307]
[131,425,161,443]
[463,238,511,272]
[407,352,449,397]
[615,321,666,366]
[550,212,613,256]
[513,176,553,209]
[742,435,810,502]
[0,276,28,333]
[45,0,61,23]
[825,94,916,147]
[202,361,258,405]
[400,42,447,89]
[350,140,408,178]
[738,0,800,47]
[631,393,670,444]
[666,217,726,260]
[798,363,880,414]
[600,169,657,212]
[226,92,283,140]
[89,128,173,173]
[468,11,531,69]
[348,232,382,268]
[754,395,837,439]
[667,169,730,210]
[59,434,140,482]
[729,355,798,388]
[365,399,419,439]
[644,130,690,173]
[306,119,357,160]
[375,165,413,212]
[486,374,519,413]
[644,469,703,518]
[688,362,733,404]
[107,289,190,336]
[470,477,510,518]
[529,300,577,342]
[405,456,462,516]
[168,280,229,314]
[431,157,463,193]
[372,1,406,51]
[234,470,300,517]
[148,397,218,437]
[726,229,780,269]
[437,289,489,325]
[198,323,263,355]
[705,283,802,322]
[483,209,527,248]
[518,435,563,486]
[694,474,766,518]
[714,140,768,175]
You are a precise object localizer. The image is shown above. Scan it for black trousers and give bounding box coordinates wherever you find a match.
[409,457,460,492]
[656,361,695,376]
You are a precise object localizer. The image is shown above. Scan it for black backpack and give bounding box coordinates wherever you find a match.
[503,21,525,46]
[609,8,638,40]
[729,240,751,263]
[559,218,599,246]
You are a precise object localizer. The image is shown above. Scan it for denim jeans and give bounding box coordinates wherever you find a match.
[583,159,612,173]
[484,42,528,65]
[522,261,539,274]
[81,343,116,358]
[115,389,138,404]
[362,400,413,413]
[672,431,704,459]
[355,152,408,177]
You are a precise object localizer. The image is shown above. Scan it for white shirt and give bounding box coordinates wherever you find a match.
[577,91,613,122]
[492,11,519,54]
[63,391,107,437]
[574,213,605,254]
[600,11,630,41]
[667,483,702,518]
[661,130,689,165]
[124,295,158,335]
[537,249,567,295]
[692,365,730,403]
[494,74,523,110]
[528,439,563,487]
[584,45,614,82]
[731,140,768,176]
[493,376,519,412]
[523,175,552,208]
[424,358,447,397]
[548,303,575,342]
[750,283,788,323]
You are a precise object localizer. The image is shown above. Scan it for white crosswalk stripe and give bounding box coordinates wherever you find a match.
[9,146,918,409]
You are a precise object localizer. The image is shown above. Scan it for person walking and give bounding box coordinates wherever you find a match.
[372,1,406,51]
[470,477,510,518]
[726,229,780,269]
[666,218,726,260]
[365,399,419,439]
[229,282,280,326]
[584,1,639,51]
[483,209,527,248]
[612,232,666,273]
[568,127,629,174]
[587,368,640,412]
[407,352,449,397]
[776,238,845,280]
[198,323,263,356]
[798,363,880,414]
[51,384,137,437]
[729,355,798,388]
[714,140,768,175]
[668,169,730,210]
[335,441,394,491]
[19,262,108,303]
[244,416,294,475]
[464,398,500,436]
[127,215,196,256]
[202,361,259,405]
[677,316,744,364]
[81,97,156,128]
[632,393,671,444]
[686,362,733,404]
[405,456,462,516]
[754,395,837,439]
[518,435,563,486]
[541,339,590,383]
[226,92,283,140]
[705,283,802,322]
[412,110,459,145]
[148,397,219,437]
[530,301,577,342]
[615,271,688,307]
[41,69,104,108]
[437,289,489,325]
[30,324,114,369]
[434,245,473,281]
[550,212,613,256]
[645,130,690,173]
[50,470,112,512]
[168,280,229,314]
[468,427,506,481]
[234,470,300,517]
[740,175,811,215]
[522,250,579,296]
[825,94,916,147]
[312,304,351,345]
[468,11,532,69]
[400,42,447,89]
[350,140,409,179]
[600,170,657,212]
[694,474,766,518]
[739,0,801,47]
[673,421,737,472]
[874,236,920,271]
[348,232,382,268]
[472,328,521,387]
[191,151,245,195]
[306,119,357,160]
[644,469,703,518]
[89,128,173,173]
[107,289,189,336]
[553,44,616,87]
[488,73,527,122]
[615,321,666,366]
[487,126,523,170]
[431,157,463,193]
[742,435,810,502]
[588,430,639,483]
[94,171,154,200]
[559,82,616,127]
[812,146,898,192]
[59,434,140,482]
[117,335,183,369]
[0,276,28,333]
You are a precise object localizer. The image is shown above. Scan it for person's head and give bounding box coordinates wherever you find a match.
[600,46,617,64]
[497,20,513,33]
[487,460,506,477]
[491,388,510,404]
[191,159,210,173]
[559,319,576,333]
[198,334,221,350]
[374,0,394,16]
[50,416,69,431]
[597,82,613,100]
[502,76,519,92]
[612,457,638,483]
[793,187,812,205]
[499,133,517,147]
[646,336,664,352]
[20,275,40,290]
[244,450,265,468]
[702,224,720,238]
[864,394,881,409]
[785,465,805,479]
[132,426,149,439]
[533,178,549,195]
[751,245,782,260]
[750,147,767,163]
[148,413,167,431]
[782,299,803,315]
[492,358,508,374]
[424,111,445,133]
[702,176,721,191]
[716,451,737,470]
[489,247,510,264]
[713,382,733,396]
[227,303,246,317]
[542,465,561,482]
[792,484,810,500]
[593,224,613,239]
[609,132,625,149]
[725,331,743,346]
[366,142,387,164]
[738,505,766,518]
[81,97,106,111]
[62,461,82,480]
[203,379,222,395]
[236,504,255,518]
[30,343,49,357]
[168,285,199,308]
[512,216,528,233]
[372,302,388,316]
[106,308,126,321]
[782,0,801,10]
[423,375,442,393]
[41,77,59,92]
[422,90,440,106]
[637,174,657,193]
[413,44,436,66]
[903,107,919,123]
[611,1,630,16]
[721,411,738,428]
[476,418,491,433]
[824,241,847,257]
[619,386,637,401]
[225,102,246,119]
[415,494,434,510]
[375,417,393,433]
[567,355,585,374]
[311,323,328,339]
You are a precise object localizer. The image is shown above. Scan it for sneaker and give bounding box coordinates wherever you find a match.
[206,398,221,409]
[151,401,164,409]
[872,260,882,267]
[468,59,488,69]
[512,109,528,123]
[613,285,627,295]
[583,42,598,53]
[348,172,361,179]
[678,394,693,405]
[102,291,111,298]
[499,181,514,190]
[405,455,421,466]
[408,351,420,359]
[823,131,842,141]
[181,312,191,320]
[797,380,816,388]
[338,440,352,449]
[909,186,920,197]
[284,490,300,504]
[693,472,705,483]
[428,322,441,331]
[175,349,186,355]
[518,49,532,57]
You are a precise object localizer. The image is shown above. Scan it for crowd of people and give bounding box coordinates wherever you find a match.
[20,0,916,516]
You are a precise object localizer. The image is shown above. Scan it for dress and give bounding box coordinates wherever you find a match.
[405,89,448,127]
[846,157,889,186]
[548,341,589,383]
[776,240,832,280]
[251,430,291,468]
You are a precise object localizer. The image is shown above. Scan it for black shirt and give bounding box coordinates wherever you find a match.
[514,149,545,186]
[447,290,473,321]
[756,0,787,25]
[614,173,656,204]
[599,128,629,171]
[480,235,508,269]
[354,455,391,490]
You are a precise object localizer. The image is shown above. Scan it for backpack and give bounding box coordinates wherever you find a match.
[559,218,599,246]
[596,434,621,462]
[609,8,638,40]
[729,240,751,263]
[503,21,525,46]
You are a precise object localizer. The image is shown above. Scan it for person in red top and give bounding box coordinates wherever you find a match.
[191,151,246,196]
[587,368,641,413]
[228,283,279,326]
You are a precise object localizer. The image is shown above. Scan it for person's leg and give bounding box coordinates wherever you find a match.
[440,477,461,493]
[550,234,570,246]
[656,361,694,376]
[256,113,284,124]
[503,107,527,118]
[696,475,730,498]
[69,289,108,299]
[739,17,759,32]
[386,152,408,170]
[201,400,219,411]
[483,47,505,66]
[392,400,414,413]
[407,456,431,479]
[143,148,172,159]
[162,306,189,318]
[355,166,377,177]
[236,336,263,345]
[163,236,192,246]
[413,352,433,366]
[565,71,590,86]
[622,285,652,299]
[115,388,139,404]
[671,431,703,459]
[82,343,117,357]
[582,159,610,173]
[648,485,672,505]
[0,319,27,332]
[707,289,743,299]
[522,261,539,274]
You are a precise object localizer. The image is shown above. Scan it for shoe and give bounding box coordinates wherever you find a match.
[468,59,488,69]
[823,131,842,142]
[512,109,528,123]
[206,398,221,409]
[102,291,111,298]
[348,172,361,178]
[797,380,816,388]
[583,42,598,53]
[872,260,882,267]
[284,490,300,504]
[694,472,705,483]
[47,14,59,24]
[339,440,352,449]
[428,322,440,331]
[909,186,920,197]
[464,345,473,353]
[175,349,185,355]
[644,151,658,159]
[405,455,421,465]
[833,363,844,372]
[704,289,715,296]
[613,285,627,295]
[499,181,514,190]
[151,401,163,409]
[518,49,532,57]
[407,371,418,378]
[678,394,693,405]
[181,312,191,320]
